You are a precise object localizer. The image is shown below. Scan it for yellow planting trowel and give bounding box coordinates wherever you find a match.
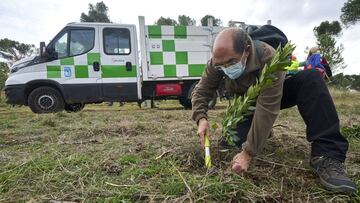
[204,133,212,169]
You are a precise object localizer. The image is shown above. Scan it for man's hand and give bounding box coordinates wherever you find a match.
[197,118,210,147]
[231,150,252,174]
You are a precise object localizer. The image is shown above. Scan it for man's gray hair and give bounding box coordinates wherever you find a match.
[232,29,251,54]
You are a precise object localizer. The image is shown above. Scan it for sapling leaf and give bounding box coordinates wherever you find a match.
[221,42,296,145]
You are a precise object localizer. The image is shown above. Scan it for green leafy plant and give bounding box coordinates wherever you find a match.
[221,42,296,145]
[341,125,360,139]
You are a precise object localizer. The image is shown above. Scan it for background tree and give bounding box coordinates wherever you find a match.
[178,15,196,26]
[155,17,177,25]
[314,21,342,37]
[313,21,346,73]
[0,38,36,64]
[340,0,360,27]
[316,35,346,72]
[80,1,111,23]
[330,73,360,91]
[0,62,9,100]
[200,15,222,26]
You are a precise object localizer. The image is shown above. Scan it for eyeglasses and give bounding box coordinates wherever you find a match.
[214,60,239,70]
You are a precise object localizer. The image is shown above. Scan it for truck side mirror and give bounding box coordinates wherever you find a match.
[40,42,46,57]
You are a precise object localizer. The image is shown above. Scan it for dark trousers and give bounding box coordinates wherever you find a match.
[235,69,348,161]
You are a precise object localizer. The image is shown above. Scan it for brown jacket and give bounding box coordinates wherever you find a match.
[191,40,286,156]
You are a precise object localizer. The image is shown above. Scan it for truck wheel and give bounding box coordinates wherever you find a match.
[28,87,64,113]
[179,82,218,109]
[179,97,192,109]
[179,95,217,109]
[65,103,85,113]
[208,96,217,109]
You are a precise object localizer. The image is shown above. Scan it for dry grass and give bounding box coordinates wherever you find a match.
[0,89,359,202]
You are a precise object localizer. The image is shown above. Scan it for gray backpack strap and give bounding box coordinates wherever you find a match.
[252,40,263,80]
[254,40,263,62]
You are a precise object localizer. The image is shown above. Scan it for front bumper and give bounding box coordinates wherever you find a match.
[4,84,27,105]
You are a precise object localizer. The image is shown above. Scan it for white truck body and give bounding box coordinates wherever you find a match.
[4,16,226,112]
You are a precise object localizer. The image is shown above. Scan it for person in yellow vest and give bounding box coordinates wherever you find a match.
[286,55,300,76]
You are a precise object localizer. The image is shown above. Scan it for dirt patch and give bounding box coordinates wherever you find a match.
[102,159,122,175]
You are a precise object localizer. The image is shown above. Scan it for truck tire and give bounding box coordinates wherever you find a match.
[65,103,85,113]
[179,97,192,109]
[208,96,217,109]
[28,87,65,113]
[179,95,217,109]
[179,82,217,109]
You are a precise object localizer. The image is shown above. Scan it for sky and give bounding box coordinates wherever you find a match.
[0,0,359,75]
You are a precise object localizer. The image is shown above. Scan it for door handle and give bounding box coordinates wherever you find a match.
[93,61,100,71]
[126,62,132,71]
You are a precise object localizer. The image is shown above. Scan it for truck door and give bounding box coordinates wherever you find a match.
[99,25,139,101]
[45,25,102,103]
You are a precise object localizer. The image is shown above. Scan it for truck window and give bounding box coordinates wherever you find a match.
[70,29,95,56]
[52,28,94,59]
[103,28,131,55]
[54,32,68,58]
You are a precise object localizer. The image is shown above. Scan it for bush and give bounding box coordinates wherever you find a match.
[329,73,360,91]
[0,62,9,82]
[341,125,360,139]
[0,62,9,101]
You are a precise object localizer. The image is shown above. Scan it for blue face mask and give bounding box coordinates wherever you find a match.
[220,56,247,80]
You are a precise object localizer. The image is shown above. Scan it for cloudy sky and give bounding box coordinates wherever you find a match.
[0,0,359,74]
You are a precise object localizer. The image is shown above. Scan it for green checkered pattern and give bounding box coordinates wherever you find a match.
[147,25,207,78]
[148,25,187,39]
[46,53,137,79]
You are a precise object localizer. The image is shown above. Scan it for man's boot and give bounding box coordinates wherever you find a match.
[310,156,357,194]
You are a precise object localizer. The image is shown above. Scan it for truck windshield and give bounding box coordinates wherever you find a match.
[54,32,68,58]
[52,28,95,59]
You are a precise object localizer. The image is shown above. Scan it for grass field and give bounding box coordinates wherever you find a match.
[0,88,360,202]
